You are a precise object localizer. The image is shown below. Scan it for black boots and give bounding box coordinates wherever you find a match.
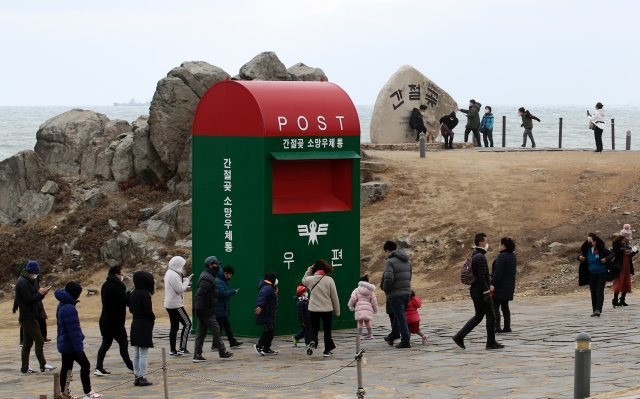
[613,298,620,308]
[452,335,465,349]
[134,376,153,387]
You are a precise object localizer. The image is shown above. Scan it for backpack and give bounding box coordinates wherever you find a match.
[460,253,481,285]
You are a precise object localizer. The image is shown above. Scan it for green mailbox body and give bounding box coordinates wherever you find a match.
[192,80,360,336]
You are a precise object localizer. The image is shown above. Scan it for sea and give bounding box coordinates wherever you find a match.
[1,105,639,161]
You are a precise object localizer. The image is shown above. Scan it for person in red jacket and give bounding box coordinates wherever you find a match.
[405,290,428,345]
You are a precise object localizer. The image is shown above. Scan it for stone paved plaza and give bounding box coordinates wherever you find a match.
[3,294,639,398]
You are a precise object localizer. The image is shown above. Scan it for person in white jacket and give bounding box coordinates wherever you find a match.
[588,102,606,152]
[164,256,193,356]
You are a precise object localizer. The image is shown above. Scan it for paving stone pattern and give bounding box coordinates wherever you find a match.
[3,295,639,398]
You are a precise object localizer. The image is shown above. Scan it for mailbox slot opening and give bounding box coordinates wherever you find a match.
[272,159,353,214]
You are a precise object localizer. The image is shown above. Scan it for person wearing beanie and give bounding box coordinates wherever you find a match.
[14,260,55,374]
[15,261,50,346]
[291,284,311,347]
[302,260,341,356]
[193,256,233,362]
[213,265,242,351]
[254,272,279,356]
[56,281,103,398]
[439,111,459,150]
[129,271,156,387]
[95,265,133,376]
[460,99,481,147]
[611,225,637,307]
[588,102,606,152]
[518,107,541,148]
[164,256,193,356]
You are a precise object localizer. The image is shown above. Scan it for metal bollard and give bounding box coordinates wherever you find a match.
[419,132,426,158]
[626,130,631,150]
[574,333,591,399]
[355,333,366,398]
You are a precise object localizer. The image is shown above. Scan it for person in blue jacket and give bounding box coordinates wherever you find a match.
[578,233,614,317]
[212,265,241,350]
[254,272,279,356]
[479,106,495,147]
[56,281,102,399]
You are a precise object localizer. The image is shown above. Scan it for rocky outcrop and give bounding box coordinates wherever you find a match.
[99,230,162,267]
[173,137,192,195]
[132,116,168,184]
[287,63,328,81]
[111,134,135,182]
[80,120,132,180]
[239,51,291,81]
[360,181,389,207]
[148,61,230,173]
[370,65,458,144]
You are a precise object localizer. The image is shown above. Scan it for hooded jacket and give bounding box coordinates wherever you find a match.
[439,113,459,130]
[480,112,494,132]
[347,281,379,321]
[14,272,45,322]
[460,104,481,129]
[255,277,278,325]
[302,269,341,316]
[382,250,412,298]
[55,289,84,354]
[491,251,517,301]
[164,256,191,309]
[100,272,129,330]
[129,271,155,348]
[215,269,237,317]
[405,295,422,324]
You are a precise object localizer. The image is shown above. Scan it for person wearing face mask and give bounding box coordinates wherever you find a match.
[95,265,133,376]
[479,106,495,148]
[453,233,504,350]
[439,111,459,149]
[611,225,636,307]
[15,260,56,374]
[578,233,614,317]
[460,99,481,147]
[409,104,428,142]
[518,107,541,148]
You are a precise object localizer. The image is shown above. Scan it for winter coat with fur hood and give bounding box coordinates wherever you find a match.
[347,281,379,321]
[164,256,191,309]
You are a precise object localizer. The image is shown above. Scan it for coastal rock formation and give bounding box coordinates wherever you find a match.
[239,51,291,81]
[370,65,458,144]
[111,133,135,182]
[131,116,169,184]
[287,62,328,81]
[148,61,230,173]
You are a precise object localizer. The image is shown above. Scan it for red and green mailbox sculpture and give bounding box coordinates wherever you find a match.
[192,80,361,336]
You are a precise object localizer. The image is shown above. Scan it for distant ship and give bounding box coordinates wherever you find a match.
[113,99,150,106]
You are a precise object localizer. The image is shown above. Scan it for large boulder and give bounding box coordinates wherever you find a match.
[370,65,458,144]
[360,181,390,207]
[174,137,192,195]
[111,134,135,182]
[132,124,169,184]
[80,119,132,180]
[100,230,162,267]
[0,151,50,225]
[287,62,328,81]
[239,51,291,81]
[148,61,230,173]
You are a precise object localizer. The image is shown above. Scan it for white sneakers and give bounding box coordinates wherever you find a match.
[93,368,111,376]
[41,363,56,372]
[82,391,103,399]
[21,367,37,374]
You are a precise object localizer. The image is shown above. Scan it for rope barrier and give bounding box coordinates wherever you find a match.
[93,367,163,394]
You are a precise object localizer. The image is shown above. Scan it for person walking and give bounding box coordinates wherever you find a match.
[347,275,379,340]
[15,274,49,346]
[291,284,311,347]
[405,290,428,344]
[409,104,428,141]
[588,102,606,152]
[518,107,541,148]
[214,265,242,349]
[381,241,413,349]
[491,237,517,333]
[254,272,279,356]
[129,271,156,387]
[95,266,133,376]
[578,233,614,317]
[164,256,193,357]
[15,260,56,374]
[302,260,341,357]
[56,282,103,399]
[439,111,459,149]
[193,256,233,362]
[453,233,504,350]
[612,225,636,307]
[460,100,481,147]
[479,106,495,147]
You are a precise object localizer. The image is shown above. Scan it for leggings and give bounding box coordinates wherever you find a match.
[167,307,191,352]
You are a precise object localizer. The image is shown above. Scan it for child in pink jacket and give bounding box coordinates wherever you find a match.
[406,290,428,344]
[347,275,378,339]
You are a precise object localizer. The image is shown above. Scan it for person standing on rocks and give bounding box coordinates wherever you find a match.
[460,99,481,147]
[95,266,134,376]
[381,241,413,349]
[588,102,606,152]
[578,233,614,317]
[439,111,459,149]
[479,106,495,147]
[491,237,517,333]
[453,233,504,350]
[15,260,56,374]
[129,271,156,387]
[409,105,428,142]
[518,107,541,148]
[611,225,636,307]
[213,265,242,350]
[303,260,341,356]
[193,256,233,362]
[163,256,193,357]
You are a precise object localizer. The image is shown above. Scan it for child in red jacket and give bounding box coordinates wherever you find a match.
[405,290,428,344]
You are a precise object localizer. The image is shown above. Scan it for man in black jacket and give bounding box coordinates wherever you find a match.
[95,266,133,376]
[193,256,233,362]
[453,234,504,350]
[15,260,56,374]
[409,105,428,141]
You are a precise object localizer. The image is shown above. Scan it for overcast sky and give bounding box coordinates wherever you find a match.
[1,0,638,106]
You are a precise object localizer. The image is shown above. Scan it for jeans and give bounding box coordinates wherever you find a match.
[522,128,536,147]
[387,295,411,345]
[194,314,226,356]
[482,129,494,147]
[60,351,91,395]
[132,346,149,377]
[21,319,46,371]
[456,291,496,344]
[589,273,607,312]
[167,307,191,352]
[96,324,133,370]
[492,299,511,330]
[257,322,275,350]
[310,311,335,353]
[216,316,238,345]
[464,128,481,147]
[593,127,603,152]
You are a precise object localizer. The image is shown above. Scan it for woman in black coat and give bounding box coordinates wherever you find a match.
[491,237,517,333]
[129,271,155,387]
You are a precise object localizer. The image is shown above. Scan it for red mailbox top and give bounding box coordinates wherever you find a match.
[192,80,360,137]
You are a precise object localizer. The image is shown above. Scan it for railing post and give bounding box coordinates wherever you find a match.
[626,130,631,150]
[419,132,426,158]
[611,118,615,150]
[502,115,506,147]
[355,333,366,398]
[559,117,563,149]
[53,372,61,399]
[574,333,591,399]
[162,348,170,399]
